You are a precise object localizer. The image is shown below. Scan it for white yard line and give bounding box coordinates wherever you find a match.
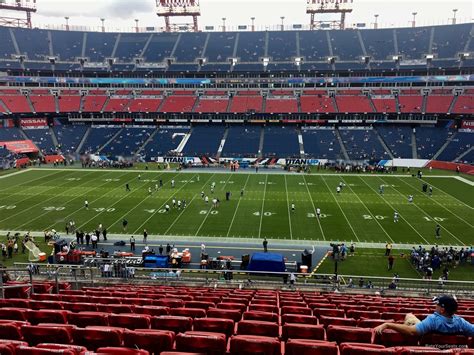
[358,176,430,244]
[76,171,167,230]
[398,177,473,228]
[422,177,473,210]
[107,172,182,232]
[14,171,118,230]
[0,171,97,225]
[284,175,293,240]
[258,174,269,239]
[194,173,231,237]
[0,170,68,198]
[377,176,465,245]
[302,175,326,241]
[44,171,134,230]
[320,175,360,242]
[226,174,251,237]
[0,169,29,180]
[340,176,395,244]
[163,174,215,235]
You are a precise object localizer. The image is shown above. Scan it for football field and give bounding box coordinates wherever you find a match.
[0,168,472,247]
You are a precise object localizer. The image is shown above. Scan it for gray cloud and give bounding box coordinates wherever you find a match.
[105,0,154,19]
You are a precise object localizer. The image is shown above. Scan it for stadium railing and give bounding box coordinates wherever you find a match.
[7,264,474,297]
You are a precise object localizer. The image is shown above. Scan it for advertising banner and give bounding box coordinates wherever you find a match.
[0,140,38,154]
[461,120,474,129]
[20,118,48,128]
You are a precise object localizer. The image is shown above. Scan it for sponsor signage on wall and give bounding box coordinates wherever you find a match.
[0,140,38,153]
[461,120,474,129]
[20,118,48,128]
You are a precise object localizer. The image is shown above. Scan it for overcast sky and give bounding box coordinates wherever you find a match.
[14,0,474,31]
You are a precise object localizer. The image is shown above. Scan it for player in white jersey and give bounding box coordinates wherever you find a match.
[205,196,209,204]
[336,186,341,194]
[408,195,413,203]
[291,203,295,212]
[177,200,181,209]
[171,179,175,188]
[393,211,399,223]
[148,187,152,195]
[84,200,89,209]
[316,208,321,218]
[172,199,176,208]
[201,191,205,198]
[212,198,218,208]
[379,185,384,195]
[165,204,170,213]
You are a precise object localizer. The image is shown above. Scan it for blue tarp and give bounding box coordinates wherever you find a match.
[143,255,169,268]
[247,252,286,272]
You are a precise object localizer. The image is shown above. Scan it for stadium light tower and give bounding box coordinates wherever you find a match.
[452,9,458,24]
[306,0,353,30]
[373,14,379,29]
[100,18,105,32]
[222,17,226,32]
[0,0,37,29]
[411,12,417,28]
[64,16,69,31]
[135,18,139,32]
[156,0,201,32]
[251,17,255,31]
[280,16,285,31]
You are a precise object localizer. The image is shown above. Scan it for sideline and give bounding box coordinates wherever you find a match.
[453,176,474,187]
[0,169,28,180]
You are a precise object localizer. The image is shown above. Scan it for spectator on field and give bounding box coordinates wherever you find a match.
[375,295,474,336]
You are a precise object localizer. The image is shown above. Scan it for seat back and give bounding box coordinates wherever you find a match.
[27,310,69,325]
[340,342,394,354]
[151,316,193,333]
[95,347,149,354]
[123,329,174,354]
[237,320,279,337]
[0,323,23,340]
[169,307,207,318]
[108,314,151,330]
[68,312,109,328]
[72,326,124,351]
[281,306,312,316]
[229,335,280,355]
[207,308,242,322]
[285,339,338,355]
[243,311,279,323]
[36,343,87,355]
[282,314,318,325]
[21,325,73,346]
[320,316,357,328]
[176,331,227,354]
[0,308,29,321]
[327,325,373,344]
[282,323,325,341]
[193,317,235,338]
[374,329,419,347]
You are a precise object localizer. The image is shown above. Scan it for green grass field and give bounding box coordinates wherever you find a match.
[0,168,472,247]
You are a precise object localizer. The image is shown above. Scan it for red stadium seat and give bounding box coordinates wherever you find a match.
[193,317,235,338]
[319,316,357,328]
[207,308,242,322]
[72,326,124,351]
[0,339,28,348]
[0,308,29,321]
[21,325,73,346]
[123,329,174,354]
[281,306,312,316]
[108,313,151,330]
[229,335,280,355]
[13,346,76,354]
[346,310,381,320]
[282,323,325,341]
[133,305,169,316]
[339,342,394,354]
[36,343,87,355]
[0,344,14,355]
[248,304,279,314]
[29,300,64,310]
[169,307,207,318]
[151,316,193,333]
[27,310,70,325]
[62,303,98,312]
[95,347,149,354]
[282,314,318,325]
[312,308,345,318]
[184,301,215,310]
[237,320,279,337]
[243,311,279,323]
[154,298,185,308]
[285,339,338,355]
[374,329,418,347]
[394,346,453,354]
[0,323,23,340]
[68,312,109,328]
[97,304,133,314]
[327,325,373,344]
[217,302,247,312]
[419,333,470,347]
[176,331,227,354]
